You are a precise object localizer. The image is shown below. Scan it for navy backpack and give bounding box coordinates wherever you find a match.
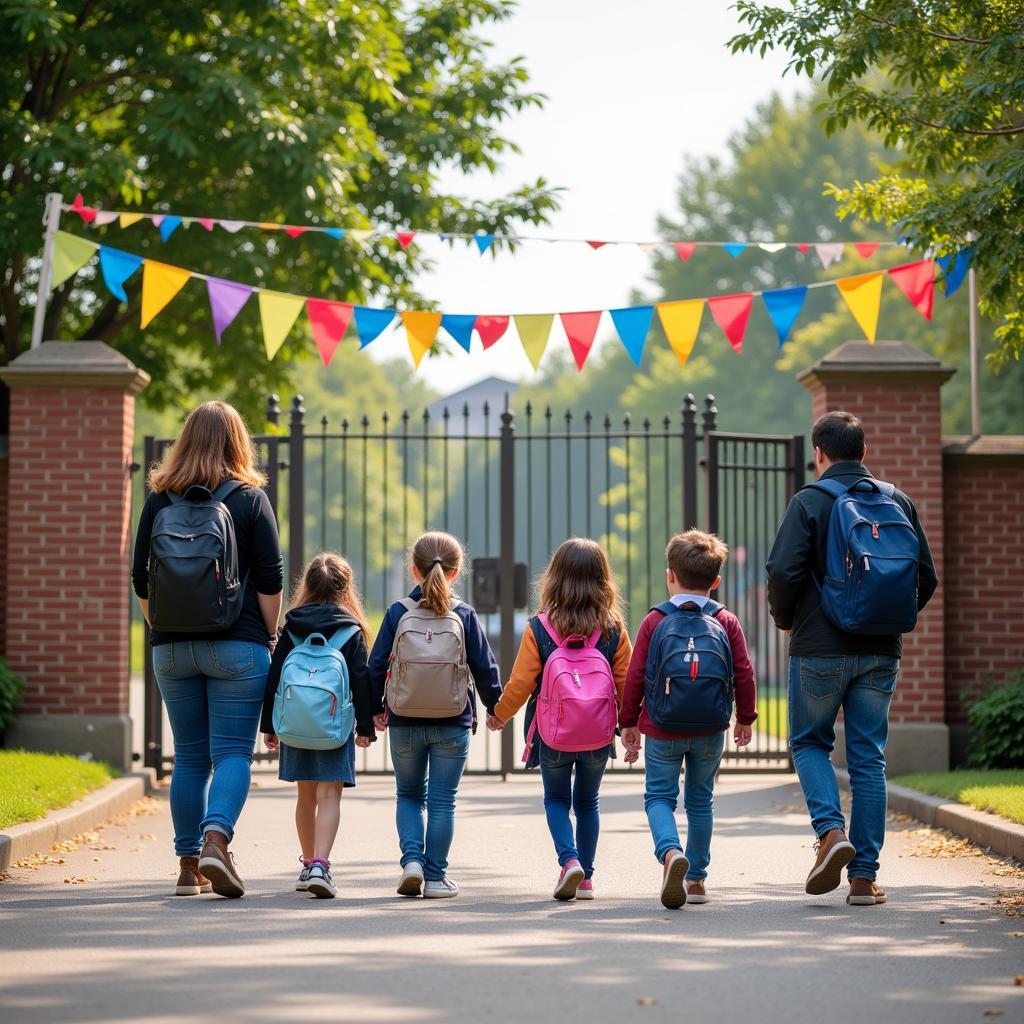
[807,477,920,635]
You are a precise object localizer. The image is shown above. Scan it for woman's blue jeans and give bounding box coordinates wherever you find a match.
[154,640,270,857]
[539,745,610,879]
[389,725,471,881]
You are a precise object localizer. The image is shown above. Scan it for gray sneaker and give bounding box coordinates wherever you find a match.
[423,877,460,899]
[306,861,337,899]
[295,859,312,892]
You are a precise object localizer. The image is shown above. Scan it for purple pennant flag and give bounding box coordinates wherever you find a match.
[206,278,254,344]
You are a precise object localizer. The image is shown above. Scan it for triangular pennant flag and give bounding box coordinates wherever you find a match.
[935,254,952,274]
[323,228,346,240]
[474,233,495,254]
[610,305,654,366]
[796,243,810,253]
[656,300,704,367]
[119,212,144,229]
[586,240,607,250]
[836,272,883,342]
[258,223,279,231]
[207,278,254,344]
[69,193,96,223]
[761,286,808,348]
[708,293,753,353]
[152,215,165,228]
[401,311,442,369]
[92,211,119,228]
[353,306,395,349]
[98,246,143,302]
[475,314,510,350]
[888,260,935,320]
[814,242,845,269]
[181,218,193,230]
[219,220,245,233]
[723,242,748,258]
[440,313,476,353]
[513,314,554,371]
[348,229,374,243]
[140,260,192,328]
[51,231,96,289]
[257,290,305,360]
[560,311,601,371]
[159,215,182,242]
[307,299,354,366]
[198,218,215,231]
[284,226,308,239]
[396,231,416,250]
[673,242,697,262]
[854,242,880,259]
[944,248,972,297]
[759,242,786,253]
[640,243,661,255]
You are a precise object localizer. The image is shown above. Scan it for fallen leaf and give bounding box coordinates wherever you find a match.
[637,998,658,1006]
[983,1011,1004,1018]
[1014,978,1023,987]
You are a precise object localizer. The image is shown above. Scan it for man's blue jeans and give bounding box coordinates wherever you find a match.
[154,640,270,857]
[789,654,899,881]
[643,732,726,881]
[539,744,610,880]
[389,725,471,881]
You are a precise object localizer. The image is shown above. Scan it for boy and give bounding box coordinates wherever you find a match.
[621,529,757,909]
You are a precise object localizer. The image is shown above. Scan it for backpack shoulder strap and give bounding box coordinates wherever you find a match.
[536,611,563,647]
[212,479,245,503]
[165,492,184,506]
[398,597,421,613]
[804,478,848,500]
[327,624,360,651]
[285,629,303,648]
[874,479,895,498]
[651,600,679,617]
[703,598,725,618]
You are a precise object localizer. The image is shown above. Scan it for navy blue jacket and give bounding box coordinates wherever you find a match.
[367,586,502,730]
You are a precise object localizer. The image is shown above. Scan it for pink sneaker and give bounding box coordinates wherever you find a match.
[576,879,595,900]
[552,859,585,901]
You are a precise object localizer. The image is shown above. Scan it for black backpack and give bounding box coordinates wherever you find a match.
[148,481,246,632]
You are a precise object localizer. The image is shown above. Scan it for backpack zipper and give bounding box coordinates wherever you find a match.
[572,670,582,688]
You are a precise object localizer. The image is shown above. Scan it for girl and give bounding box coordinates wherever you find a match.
[261,554,376,899]
[488,538,632,901]
[368,531,502,899]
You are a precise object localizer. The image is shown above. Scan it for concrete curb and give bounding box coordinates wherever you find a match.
[837,769,1024,863]
[0,770,155,870]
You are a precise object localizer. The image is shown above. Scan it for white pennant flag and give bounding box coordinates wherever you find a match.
[92,211,119,227]
[639,243,661,255]
[219,220,246,233]
[759,242,786,253]
[815,243,845,269]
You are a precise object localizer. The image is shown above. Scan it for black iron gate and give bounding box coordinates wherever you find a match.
[139,393,803,776]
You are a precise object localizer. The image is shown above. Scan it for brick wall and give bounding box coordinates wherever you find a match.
[0,443,7,656]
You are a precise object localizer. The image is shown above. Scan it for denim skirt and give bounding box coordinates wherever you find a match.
[279,734,357,785]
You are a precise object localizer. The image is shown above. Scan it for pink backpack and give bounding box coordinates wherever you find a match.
[522,612,619,762]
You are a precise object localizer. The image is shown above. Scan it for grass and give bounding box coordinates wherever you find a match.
[756,694,788,740]
[892,770,1024,826]
[131,618,144,673]
[0,750,116,830]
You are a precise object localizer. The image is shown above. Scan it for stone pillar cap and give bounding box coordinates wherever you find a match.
[0,340,150,394]
[797,340,955,391]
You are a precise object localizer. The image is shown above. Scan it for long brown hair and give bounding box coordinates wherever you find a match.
[537,537,625,640]
[291,553,372,649]
[411,531,464,616]
[148,401,266,494]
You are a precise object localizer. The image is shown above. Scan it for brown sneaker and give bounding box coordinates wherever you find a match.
[198,830,245,898]
[805,829,855,895]
[847,878,887,906]
[686,880,708,905]
[175,856,212,896]
[660,849,689,909]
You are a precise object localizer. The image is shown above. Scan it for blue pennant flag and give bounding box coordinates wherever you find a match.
[935,254,953,274]
[945,247,973,297]
[474,233,495,255]
[159,216,182,242]
[323,228,345,240]
[723,243,747,259]
[610,306,654,366]
[441,314,476,353]
[762,286,808,348]
[98,246,143,302]
[353,307,395,349]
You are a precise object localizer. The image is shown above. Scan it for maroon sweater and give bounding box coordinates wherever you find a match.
[620,606,757,739]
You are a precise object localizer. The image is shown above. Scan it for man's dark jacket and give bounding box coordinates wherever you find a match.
[766,461,938,658]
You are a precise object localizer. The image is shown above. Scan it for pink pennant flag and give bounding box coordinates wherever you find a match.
[396,231,416,250]
[708,293,753,353]
[888,260,935,320]
[560,311,602,371]
[814,243,845,270]
[69,193,97,224]
[674,242,696,262]
[284,226,308,239]
[474,315,510,350]
[307,299,354,367]
[198,218,215,232]
[587,240,607,250]
[854,242,880,258]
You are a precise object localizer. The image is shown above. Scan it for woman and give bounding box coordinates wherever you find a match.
[132,401,283,898]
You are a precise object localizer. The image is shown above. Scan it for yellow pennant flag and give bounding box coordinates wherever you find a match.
[257,290,306,360]
[140,261,192,329]
[347,229,375,243]
[837,272,883,343]
[400,311,442,368]
[656,299,704,366]
[514,314,554,371]
[119,212,144,229]
[51,231,96,290]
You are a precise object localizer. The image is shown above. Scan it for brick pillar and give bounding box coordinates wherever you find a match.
[0,342,149,769]
[0,434,8,655]
[797,341,955,774]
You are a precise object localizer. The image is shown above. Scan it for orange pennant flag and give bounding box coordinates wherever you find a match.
[401,311,442,368]
[141,260,192,328]
[836,272,883,342]
[656,300,704,366]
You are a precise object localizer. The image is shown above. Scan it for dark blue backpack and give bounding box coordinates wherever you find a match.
[807,477,920,635]
[643,600,734,733]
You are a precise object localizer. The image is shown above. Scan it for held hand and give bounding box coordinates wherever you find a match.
[263,733,279,752]
[486,714,505,732]
[620,727,641,755]
[623,746,640,765]
[355,735,372,748]
[373,713,388,732]
[733,723,753,748]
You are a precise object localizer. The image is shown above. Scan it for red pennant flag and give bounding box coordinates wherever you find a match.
[560,311,602,371]
[673,242,696,262]
[69,193,97,224]
[284,226,308,239]
[198,218,215,232]
[796,243,810,253]
[888,260,935,320]
[396,231,416,250]
[854,242,880,258]
[708,293,753,353]
[474,315,510,350]
[586,240,607,250]
[307,299,354,367]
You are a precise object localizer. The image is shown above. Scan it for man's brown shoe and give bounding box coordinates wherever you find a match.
[805,829,855,895]
[686,881,708,905]
[847,878,887,906]
[198,830,245,898]
[175,856,213,896]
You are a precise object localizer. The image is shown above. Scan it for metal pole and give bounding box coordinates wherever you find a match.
[30,192,64,350]
[967,243,982,437]
[498,398,516,778]
[288,395,306,596]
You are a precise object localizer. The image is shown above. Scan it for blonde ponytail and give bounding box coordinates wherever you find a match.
[411,531,464,615]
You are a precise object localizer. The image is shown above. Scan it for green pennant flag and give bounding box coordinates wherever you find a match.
[51,231,96,290]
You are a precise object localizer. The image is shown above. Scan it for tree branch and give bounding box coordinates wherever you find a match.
[857,12,994,47]
[907,112,1024,137]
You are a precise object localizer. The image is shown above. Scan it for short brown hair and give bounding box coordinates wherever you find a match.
[666,529,728,591]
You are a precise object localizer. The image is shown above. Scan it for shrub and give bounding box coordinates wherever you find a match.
[0,658,26,735]
[965,670,1024,769]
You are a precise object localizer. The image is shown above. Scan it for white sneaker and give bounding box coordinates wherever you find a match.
[306,861,337,899]
[397,861,425,897]
[295,858,311,892]
[423,877,460,899]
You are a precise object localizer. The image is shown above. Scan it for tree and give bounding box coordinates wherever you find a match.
[0,0,558,416]
[729,0,1024,369]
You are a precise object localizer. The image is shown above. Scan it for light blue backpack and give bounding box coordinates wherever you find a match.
[272,626,359,750]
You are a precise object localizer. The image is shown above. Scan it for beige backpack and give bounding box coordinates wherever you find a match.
[386,598,471,718]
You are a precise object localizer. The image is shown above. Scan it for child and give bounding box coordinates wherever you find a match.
[488,538,632,902]
[620,529,757,909]
[261,554,376,899]
[368,531,502,899]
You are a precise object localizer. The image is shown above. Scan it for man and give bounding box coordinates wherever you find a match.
[766,411,937,906]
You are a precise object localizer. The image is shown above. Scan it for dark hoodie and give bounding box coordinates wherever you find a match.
[260,603,376,739]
